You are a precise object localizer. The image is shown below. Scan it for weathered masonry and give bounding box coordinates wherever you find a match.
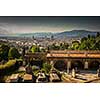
[24,50,100,70]
[46,50,100,70]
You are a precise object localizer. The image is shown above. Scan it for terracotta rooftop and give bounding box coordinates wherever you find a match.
[23,74,32,80]
[47,53,100,58]
[25,50,100,59]
[10,74,19,80]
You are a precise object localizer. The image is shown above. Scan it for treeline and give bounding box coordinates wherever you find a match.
[48,32,100,50]
[0,44,21,61]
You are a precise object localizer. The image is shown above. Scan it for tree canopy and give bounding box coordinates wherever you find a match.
[0,44,10,60]
[30,45,40,53]
[8,47,20,59]
[47,32,100,50]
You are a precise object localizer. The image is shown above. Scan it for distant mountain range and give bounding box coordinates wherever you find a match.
[53,30,97,38]
[0,30,98,38]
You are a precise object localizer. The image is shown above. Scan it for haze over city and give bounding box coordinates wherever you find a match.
[0,16,100,34]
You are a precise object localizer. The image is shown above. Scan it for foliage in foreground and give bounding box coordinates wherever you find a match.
[42,62,52,74]
[0,60,22,76]
[8,47,21,59]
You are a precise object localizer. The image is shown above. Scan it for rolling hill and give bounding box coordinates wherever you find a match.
[53,30,97,38]
[0,30,98,38]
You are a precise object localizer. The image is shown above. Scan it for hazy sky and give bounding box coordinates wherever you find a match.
[0,16,100,34]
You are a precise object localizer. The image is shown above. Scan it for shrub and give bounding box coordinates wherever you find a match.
[8,47,20,59]
[0,60,20,76]
[30,45,40,53]
[32,66,40,71]
[42,63,52,74]
[33,70,40,76]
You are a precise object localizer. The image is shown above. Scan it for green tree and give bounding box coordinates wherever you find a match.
[32,35,34,39]
[78,34,100,50]
[51,35,54,40]
[22,47,25,57]
[49,43,60,50]
[94,36,100,50]
[42,62,52,74]
[78,41,88,50]
[96,32,100,37]
[30,45,40,53]
[0,44,10,60]
[81,37,87,43]
[59,43,69,50]
[8,47,20,59]
[63,42,69,49]
[71,41,80,50]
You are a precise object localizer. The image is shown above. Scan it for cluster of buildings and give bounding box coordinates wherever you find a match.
[0,36,81,56]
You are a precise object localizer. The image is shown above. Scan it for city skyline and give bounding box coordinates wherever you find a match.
[0,16,100,34]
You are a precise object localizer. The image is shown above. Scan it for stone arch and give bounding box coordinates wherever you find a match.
[54,60,67,71]
[88,60,100,70]
[71,60,84,70]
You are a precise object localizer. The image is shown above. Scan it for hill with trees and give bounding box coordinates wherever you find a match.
[48,32,100,50]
